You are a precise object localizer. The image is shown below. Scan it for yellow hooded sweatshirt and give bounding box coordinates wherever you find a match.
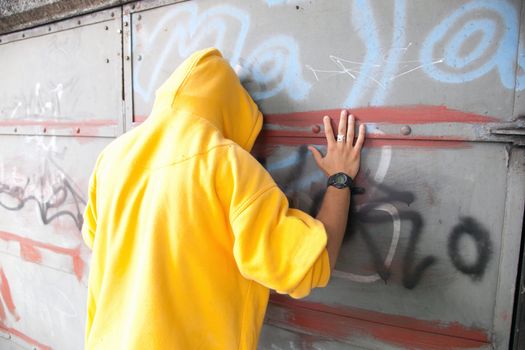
[82,48,330,350]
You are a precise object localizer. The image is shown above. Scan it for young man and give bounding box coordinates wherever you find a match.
[82,48,365,349]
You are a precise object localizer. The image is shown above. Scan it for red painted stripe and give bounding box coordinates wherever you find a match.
[0,268,19,321]
[134,105,497,127]
[20,243,42,263]
[136,105,489,148]
[0,231,84,281]
[268,294,489,349]
[257,131,469,148]
[134,115,147,123]
[0,324,52,350]
[264,105,498,127]
[0,300,5,323]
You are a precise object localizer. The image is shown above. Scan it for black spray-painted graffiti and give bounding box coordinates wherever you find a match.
[344,182,440,289]
[355,200,437,289]
[259,147,494,289]
[349,183,493,288]
[0,177,85,231]
[448,217,493,281]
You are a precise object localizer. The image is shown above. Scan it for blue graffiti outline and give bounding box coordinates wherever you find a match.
[371,0,407,105]
[134,2,310,103]
[266,150,324,191]
[133,3,250,102]
[265,0,287,6]
[266,150,303,173]
[245,36,311,101]
[443,19,496,69]
[517,45,525,91]
[420,0,519,89]
[344,0,383,107]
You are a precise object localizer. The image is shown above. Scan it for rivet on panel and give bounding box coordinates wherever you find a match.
[137,55,142,61]
[76,127,81,134]
[126,56,130,61]
[22,33,25,38]
[311,125,321,134]
[111,12,115,17]
[105,58,110,63]
[124,22,129,27]
[117,29,122,34]
[138,15,142,20]
[132,4,136,10]
[105,25,109,30]
[77,20,81,25]
[48,27,51,31]
[43,127,47,133]
[400,125,412,135]
[13,128,17,133]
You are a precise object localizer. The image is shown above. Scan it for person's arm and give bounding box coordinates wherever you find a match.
[308,109,365,270]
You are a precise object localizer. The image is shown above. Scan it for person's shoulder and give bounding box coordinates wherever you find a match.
[93,130,129,161]
[210,142,270,184]
[209,141,256,161]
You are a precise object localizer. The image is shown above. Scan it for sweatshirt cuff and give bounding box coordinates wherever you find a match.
[285,248,331,299]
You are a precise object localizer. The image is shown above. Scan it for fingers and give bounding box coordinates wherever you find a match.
[354,124,366,150]
[307,146,323,166]
[337,110,348,143]
[323,116,335,146]
[347,113,355,144]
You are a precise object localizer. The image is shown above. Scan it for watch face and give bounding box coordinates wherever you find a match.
[327,172,352,189]
[335,174,347,185]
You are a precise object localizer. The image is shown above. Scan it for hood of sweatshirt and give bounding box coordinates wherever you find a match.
[148,47,263,152]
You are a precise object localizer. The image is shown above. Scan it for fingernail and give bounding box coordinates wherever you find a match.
[324,116,329,121]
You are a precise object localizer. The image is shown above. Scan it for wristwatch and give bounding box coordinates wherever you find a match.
[327,172,353,189]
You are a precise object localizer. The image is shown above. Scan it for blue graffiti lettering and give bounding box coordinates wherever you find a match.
[344,0,383,107]
[371,0,407,105]
[244,36,311,101]
[133,3,250,102]
[134,2,308,103]
[420,0,519,89]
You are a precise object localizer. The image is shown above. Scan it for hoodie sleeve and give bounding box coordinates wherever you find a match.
[82,154,102,249]
[221,145,331,298]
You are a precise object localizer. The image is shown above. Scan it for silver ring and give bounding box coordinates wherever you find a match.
[337,134,346,142]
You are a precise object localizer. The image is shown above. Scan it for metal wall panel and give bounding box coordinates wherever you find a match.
[0,135,110,350]
[0,9,123,137]
[0,0,524,349]
[0,9,118,350]
[129,0,520,119]
[259,142,507,349]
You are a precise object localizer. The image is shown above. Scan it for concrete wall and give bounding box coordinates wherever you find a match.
[0,0,524,349]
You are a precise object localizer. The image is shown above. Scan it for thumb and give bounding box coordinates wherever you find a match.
[307,146,323,167]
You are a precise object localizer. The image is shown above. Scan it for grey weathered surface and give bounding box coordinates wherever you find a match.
[0,0,524,349]
[0,0,131,35]
[0,8,123,137]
